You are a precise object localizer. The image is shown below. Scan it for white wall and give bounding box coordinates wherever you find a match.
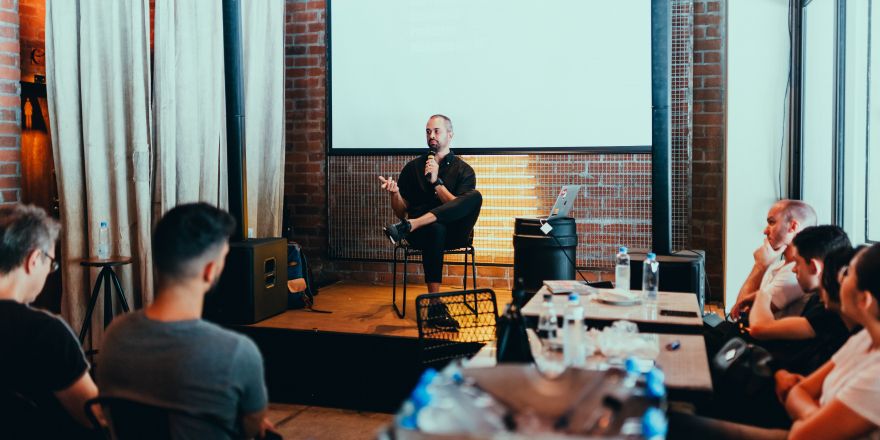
[725,0,791,311]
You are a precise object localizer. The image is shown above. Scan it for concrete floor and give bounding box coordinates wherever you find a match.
[266,404,394,440]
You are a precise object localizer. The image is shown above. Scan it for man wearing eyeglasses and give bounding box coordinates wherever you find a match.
[0,204,100,438]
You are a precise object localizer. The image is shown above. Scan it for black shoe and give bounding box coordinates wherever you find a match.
[383,220,412,244]
[426,302,460,332]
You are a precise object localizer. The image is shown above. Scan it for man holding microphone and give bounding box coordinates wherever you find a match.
[379,114,483,327]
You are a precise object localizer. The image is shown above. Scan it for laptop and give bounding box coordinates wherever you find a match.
[547,185,581,219]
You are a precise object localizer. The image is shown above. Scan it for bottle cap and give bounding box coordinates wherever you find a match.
[625,357,640,375]
[619,246,628,253]
[646,367,667,399]
[647,252,656,259]
[642,407,668,439]
[418,368,438,386]
[100,221,108,228]
[410,384,432,408]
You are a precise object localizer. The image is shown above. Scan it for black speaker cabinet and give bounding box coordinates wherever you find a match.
[628,250,706,311]
[204,238,288,325]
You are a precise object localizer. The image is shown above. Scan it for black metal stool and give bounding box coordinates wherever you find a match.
[78,257,132,346]
[391,237,477,319]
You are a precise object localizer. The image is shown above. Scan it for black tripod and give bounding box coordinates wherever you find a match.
[78,258,132,346]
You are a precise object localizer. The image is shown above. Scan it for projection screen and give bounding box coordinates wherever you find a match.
[328,0,653,152]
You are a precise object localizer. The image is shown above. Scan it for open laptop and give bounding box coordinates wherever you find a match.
[547,185,581,219]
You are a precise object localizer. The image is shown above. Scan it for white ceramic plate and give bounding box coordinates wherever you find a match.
[596,290,642,306]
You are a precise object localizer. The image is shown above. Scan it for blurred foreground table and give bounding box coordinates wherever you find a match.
[522,286,704,334]
[466,333,713,396]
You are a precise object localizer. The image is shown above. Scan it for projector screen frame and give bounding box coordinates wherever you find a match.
[323,0,658,156]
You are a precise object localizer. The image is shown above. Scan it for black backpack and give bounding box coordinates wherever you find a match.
[287,242,326,312]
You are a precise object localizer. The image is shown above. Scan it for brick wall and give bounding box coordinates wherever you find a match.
[284,0,328,270]
[691,0,725,302]
[0,0,20,205]
[284,0,714,293]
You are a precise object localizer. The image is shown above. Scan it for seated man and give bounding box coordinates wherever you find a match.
[98,203,275,439]
[731,199,817,319]
[747,225,854,374]
[748,225,851,338]
[379,115,483,326]
[773,245,862,404]
[0,204,99,439]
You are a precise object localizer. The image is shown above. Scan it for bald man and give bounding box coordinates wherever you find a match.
[731,199,818,319]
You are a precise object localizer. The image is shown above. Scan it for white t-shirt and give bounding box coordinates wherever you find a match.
[759,258,804,317]
[821,329,880,440]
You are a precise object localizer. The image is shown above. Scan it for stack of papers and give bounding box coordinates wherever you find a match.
[543,280,597,295]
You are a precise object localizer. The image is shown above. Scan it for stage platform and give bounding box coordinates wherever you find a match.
[234,281,512,413]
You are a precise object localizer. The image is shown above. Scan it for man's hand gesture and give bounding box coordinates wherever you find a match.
[378,176,399,194]
[754,238,785,270]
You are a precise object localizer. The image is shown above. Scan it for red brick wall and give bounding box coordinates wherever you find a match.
[691,0,725,302]
[284,0,328,270]
[0,0,20,205]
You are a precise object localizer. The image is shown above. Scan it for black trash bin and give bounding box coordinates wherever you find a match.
[513,216,578,295]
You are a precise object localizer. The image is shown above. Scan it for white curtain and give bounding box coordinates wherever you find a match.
[154,0,285,238]
[243,0,286,237]
[46,0,153,341]
[153,0,228,214]
[46,0,286,340]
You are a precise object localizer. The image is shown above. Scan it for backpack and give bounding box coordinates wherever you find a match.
[287,242,328,313]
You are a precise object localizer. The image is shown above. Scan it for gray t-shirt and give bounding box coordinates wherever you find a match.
[98,311,267,439]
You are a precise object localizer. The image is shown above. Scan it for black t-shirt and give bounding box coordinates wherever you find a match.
[398,151,476,218]
[0,300,90,438]
[767,294,854,375]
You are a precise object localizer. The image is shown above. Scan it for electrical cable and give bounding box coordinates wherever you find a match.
[539,218,592,285]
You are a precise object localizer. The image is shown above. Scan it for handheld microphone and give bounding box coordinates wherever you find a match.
[425,146,437,179]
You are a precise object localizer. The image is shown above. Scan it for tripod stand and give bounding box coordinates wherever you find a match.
[78,257,132,346]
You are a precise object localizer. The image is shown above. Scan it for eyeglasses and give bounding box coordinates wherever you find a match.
[42,250,60,273]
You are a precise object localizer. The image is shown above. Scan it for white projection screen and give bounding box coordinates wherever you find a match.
[328,0,653,152]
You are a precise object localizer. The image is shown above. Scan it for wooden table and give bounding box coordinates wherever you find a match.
[522,286,704,334]
[465,333,713,396]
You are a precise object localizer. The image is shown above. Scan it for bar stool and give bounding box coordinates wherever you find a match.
[78,257,132,346]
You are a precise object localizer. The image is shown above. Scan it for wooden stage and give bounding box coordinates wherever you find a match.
[234,281,512,413]
[250,280,513,338]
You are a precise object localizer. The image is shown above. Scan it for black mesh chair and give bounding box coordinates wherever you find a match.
[85,396,239,440]
[392,232,477,319]
[415,289,498,368]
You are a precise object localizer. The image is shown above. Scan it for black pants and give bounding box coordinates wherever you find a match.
[406,190,483,283]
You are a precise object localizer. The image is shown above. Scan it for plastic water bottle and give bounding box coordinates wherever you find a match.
[642,252,659,304]
[97,221,110,259]
[615,246,631,291]
[563,293,586,367]
[537,293,559,342]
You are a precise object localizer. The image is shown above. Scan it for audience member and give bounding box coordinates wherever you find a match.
[98,203,276,439]
[671,243,880,440]
[0,204,99,439]
[747,225,854,374]
[703,230,857,428]
[731,200,817,319]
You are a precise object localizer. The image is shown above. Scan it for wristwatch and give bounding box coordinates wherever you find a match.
[432,177,444,188]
